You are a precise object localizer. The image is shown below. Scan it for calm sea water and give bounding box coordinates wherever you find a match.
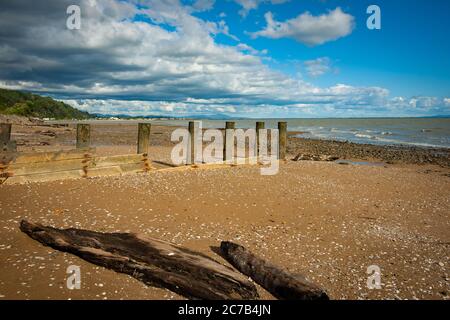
[151,118,450,148]
[56,118,450,148]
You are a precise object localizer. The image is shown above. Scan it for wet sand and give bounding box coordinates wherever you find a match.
[0,119,449,300]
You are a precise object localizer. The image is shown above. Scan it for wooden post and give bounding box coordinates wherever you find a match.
[256,122,265,156]
[188,121,200,165]
[137,123,151,155]
[76,124,91,149]
[278,121,287,160]
[0,123,11,143]
[0,123,16,153]
[223,121,235,162]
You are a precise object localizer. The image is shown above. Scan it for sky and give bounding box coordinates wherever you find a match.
[0,0,449,118]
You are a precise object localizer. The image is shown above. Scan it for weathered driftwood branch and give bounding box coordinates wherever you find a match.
[20,220,258,300]
[220,241,329,300]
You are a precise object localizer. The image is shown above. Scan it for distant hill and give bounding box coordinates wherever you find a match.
[93,113,243,120]
[0,88,91,120]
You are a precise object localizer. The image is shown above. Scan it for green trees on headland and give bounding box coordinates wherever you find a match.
[0,88,90,120]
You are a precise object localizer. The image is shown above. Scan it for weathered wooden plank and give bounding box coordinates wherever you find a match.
[1,150,150,183]
[4,169,84,184]
[2,149,261,184]
[5,158,88,176]
[91,154,147,168]
[4,163,147,183]
[119,162,147,173]
[20,221,259,300]
[220,241,329,300]
[84,166,123,178]
[155,159,259,173]
[0,148,95,165]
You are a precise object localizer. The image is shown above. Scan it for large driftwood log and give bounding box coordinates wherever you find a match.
[20,220,258,300]
[220,241,329,300]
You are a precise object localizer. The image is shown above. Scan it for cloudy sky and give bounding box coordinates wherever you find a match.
[0,0,449,117]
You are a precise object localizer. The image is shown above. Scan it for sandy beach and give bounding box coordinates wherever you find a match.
[0,119,449,300]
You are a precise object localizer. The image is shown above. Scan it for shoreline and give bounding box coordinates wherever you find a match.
[288,134,450,168]
[43,117,450,150]
[2,115,449,167]
[292,132,450,150]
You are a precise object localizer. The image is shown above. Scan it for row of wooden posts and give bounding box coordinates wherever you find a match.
[1,121,287,162]
[76,121,287,162]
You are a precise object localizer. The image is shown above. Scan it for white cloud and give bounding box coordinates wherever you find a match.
[62,98,240,116]
[387,96,449,115]
[0,0,445,118]
[235,0,259,17]
[234,0,289,18]
[304,57,333,77]
[250,8,355,46]
[205,19,240,41]
[191,0,215,12]
[236,43,267,55]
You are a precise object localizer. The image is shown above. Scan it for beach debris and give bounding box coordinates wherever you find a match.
[220,241,329,300]
[38,130,57,137]
[19,220,258,300]
[292,153,339,162]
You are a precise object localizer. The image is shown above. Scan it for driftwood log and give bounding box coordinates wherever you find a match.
[220,241,329,300]
[20,220,258,300]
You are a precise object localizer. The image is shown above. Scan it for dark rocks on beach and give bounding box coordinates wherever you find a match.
[287,135,450,168]
[292,153,339,162]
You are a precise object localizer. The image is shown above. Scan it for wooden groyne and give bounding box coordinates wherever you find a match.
[0,121,287,184]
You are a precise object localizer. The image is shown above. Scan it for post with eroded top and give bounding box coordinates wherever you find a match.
[137,123,151,155]
[188,121,201,165]
[0,123,11,144]
[256,122,265,156]
[0,123,14,153]
[223,121,235,162]
[278,121,287,160]
[76,124,91,149]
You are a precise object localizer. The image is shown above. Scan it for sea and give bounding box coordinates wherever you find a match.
[54,117,450,149]
[151,117,450,149]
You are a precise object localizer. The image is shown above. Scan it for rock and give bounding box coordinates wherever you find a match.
[319,155,339,161]
[292,153,338,162]
[39,130,56,137]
